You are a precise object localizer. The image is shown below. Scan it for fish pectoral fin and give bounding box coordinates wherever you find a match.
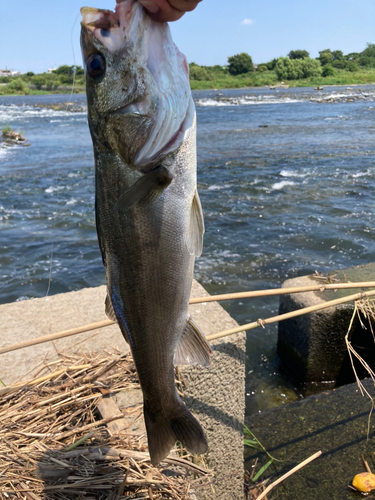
[186,190,205,257]
[105,292,118,323]
[114,165,174,212]
[174,316,212,367]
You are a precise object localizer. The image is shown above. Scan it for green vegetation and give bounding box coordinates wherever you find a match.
[189,66,278,90]
[322,64,335,77]
[244,425,280,482]
[188,42,375,89]
[0,65,85,96]
[228,52,254,75]
[288,49,310,60]
[275,57,322,80]
[1,125,13,134]
[190,43,375,90]
[1,125,25,142]
[0,43,375,96]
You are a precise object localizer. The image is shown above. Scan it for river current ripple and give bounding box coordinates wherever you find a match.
[1,85,375,412]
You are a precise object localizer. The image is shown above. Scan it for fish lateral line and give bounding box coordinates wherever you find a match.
[114,165,174,211]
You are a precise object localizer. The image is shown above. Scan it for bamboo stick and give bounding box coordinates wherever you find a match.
[256,451,322,500]
[206,289,375,341]
[0,320,114,355]
[2,282,375,356]
[189,281,375,304]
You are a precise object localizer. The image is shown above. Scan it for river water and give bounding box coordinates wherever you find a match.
[1,85,375,414]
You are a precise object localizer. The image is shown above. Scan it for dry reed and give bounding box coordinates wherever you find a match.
[0,352,210,499]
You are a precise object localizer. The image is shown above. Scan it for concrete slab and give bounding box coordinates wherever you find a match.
[277,264,375,393]
[244,379,375,500]
[0,280,245,499]
[183,281,246,500]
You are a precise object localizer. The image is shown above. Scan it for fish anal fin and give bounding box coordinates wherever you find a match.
[114,165,173,212]
[174,316,212,366]
[186,190,205,257]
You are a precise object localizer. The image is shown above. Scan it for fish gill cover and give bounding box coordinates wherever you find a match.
[80,0,193,165]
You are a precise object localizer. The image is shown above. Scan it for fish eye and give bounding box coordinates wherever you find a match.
[100,28,110,37]
[86,53,106,80]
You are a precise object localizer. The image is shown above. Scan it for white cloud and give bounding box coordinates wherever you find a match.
[241,18,253,25]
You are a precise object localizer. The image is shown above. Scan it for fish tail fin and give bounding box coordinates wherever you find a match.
[144,399,207,466]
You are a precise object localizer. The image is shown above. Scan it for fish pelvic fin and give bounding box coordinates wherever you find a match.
[106,291,134,346]
[174,316,212,366]
[186,190,205,257]
[144,398,207,466]
[105,292,117,322]
[114,165,173,212]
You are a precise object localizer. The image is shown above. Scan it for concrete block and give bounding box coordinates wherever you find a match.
[0,280,245,499]
[277,264,375,393]
[244,379,375,500]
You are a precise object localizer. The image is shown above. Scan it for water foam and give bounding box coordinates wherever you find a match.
[272,180,296,190]
[207,184,231,190]
[195,96,302,107]
[0,104,86,122]
[280,169,308,178]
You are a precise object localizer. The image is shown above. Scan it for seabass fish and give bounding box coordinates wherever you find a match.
[80,0,211,465]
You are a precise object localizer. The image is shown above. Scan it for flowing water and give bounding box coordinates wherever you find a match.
[1,85,375,414]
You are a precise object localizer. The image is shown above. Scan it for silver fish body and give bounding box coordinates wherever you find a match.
[80,0,211,465]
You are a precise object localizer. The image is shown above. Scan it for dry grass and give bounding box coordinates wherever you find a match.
[0,352,210,499]
[345,299,375,400]
[344,298,375,440]
[244,466,269,500]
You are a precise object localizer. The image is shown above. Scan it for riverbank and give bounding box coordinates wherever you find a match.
[189,69,375,90]
[1,69,375,96]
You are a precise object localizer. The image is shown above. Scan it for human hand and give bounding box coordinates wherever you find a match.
[137,0,201,22]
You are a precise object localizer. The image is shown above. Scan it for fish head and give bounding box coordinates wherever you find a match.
[81,0,193,169]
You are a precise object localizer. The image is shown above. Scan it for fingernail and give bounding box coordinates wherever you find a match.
[138,0,159,13]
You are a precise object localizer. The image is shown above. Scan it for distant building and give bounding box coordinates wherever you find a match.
[0,69,12,77]
[11,71,21,76]
[47,68,57,74]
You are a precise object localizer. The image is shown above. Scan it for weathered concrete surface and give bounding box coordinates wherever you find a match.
[183,282,246,500]
[0,287,130,384]
[0,280,245,499]
[278,263,375,393]
[244,379,375,500]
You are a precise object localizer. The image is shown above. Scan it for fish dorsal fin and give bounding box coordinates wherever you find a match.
[105,292,118,322]
[174,316,212,366]
[186,190,205,257]
[114,166,173,212]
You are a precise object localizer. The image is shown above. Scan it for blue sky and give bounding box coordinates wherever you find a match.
[1,0,374,73]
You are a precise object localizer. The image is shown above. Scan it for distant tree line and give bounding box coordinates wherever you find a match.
[188,43,375,81]
[0,65,86,91]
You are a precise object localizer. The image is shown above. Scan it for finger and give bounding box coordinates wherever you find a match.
[138,0,200,22]
[168,0,201,12]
